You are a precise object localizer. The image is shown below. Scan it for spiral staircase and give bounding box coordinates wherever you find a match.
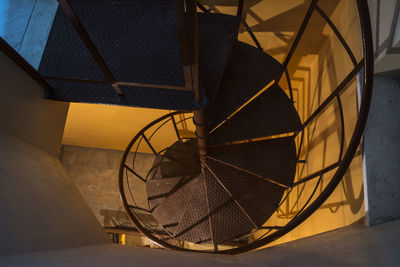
[0,0,373,255]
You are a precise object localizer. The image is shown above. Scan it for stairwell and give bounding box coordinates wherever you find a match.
[0,0,399,265]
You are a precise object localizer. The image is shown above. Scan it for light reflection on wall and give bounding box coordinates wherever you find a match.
[252,0,365,248]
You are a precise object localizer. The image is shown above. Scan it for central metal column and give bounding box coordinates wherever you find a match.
[194,108,208,162]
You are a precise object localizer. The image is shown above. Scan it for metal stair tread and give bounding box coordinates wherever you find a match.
[147,175,197,211]
[209,84,302,144]
[198,13,241,103]
[208,137,297,187]
[150,175,201,235]
[206,158,285,227]
[173,177,212,243]
[147,176,183,210]
[203,167,255,244]
[40,2,240,110]
[209,41,285,128]
[161,139,201,178]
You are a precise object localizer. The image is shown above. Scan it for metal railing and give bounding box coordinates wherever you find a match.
[0,0,374,255]
[118,0,374,254]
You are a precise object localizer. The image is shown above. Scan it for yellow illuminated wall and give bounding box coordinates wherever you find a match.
[252,0,365,248]
[62,104,195,153]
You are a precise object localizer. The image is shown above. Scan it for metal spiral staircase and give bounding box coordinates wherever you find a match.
[0,0,373,255]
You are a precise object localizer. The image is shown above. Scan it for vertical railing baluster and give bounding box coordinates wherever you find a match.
[282,0,318,69]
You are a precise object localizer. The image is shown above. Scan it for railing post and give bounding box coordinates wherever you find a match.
[282,0,318,68]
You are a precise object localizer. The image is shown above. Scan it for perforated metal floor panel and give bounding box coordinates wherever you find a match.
[198,13,241,103]
[146,139,291,244]
[39,2,240,110]
[209,84,302,144]
[209,41,284,128]
[209,137,297,187]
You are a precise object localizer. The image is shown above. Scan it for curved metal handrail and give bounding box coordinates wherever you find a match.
[119,0,373,254]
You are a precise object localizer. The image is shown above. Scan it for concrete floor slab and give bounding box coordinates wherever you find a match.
[1,219,399,266]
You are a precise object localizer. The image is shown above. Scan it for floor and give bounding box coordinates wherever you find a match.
[0,219,399,266]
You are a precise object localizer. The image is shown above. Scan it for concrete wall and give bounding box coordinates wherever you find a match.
[0,131,109,256]
[0,0,58,69]
[60,145,155,228]
[0,33,109,256]
[0,49,68,156]
[364,76,400,225]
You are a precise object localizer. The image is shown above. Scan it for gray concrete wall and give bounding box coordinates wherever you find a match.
[60,145,155,228]
[364,76,400,225]
[0,131,110,256]
[0,48,69,157]
[0,18,110,256]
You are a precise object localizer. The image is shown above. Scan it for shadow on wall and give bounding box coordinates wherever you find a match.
[200,0,340,63]
[100,209,132,228]
[247,0,365,248]
[372,0,400,57]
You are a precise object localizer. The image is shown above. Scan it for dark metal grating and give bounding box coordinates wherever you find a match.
[39,7,106,80]
[39,1,242,110]
[67,0,185,86]
[151,176,200,235]
[209,137,297,187]
[174,178,212,243]
[206,158,285,227]
[161,140,201,177]
[145,124,297,244]
[209,41,285,128]
[209,84,302,144]
[39,0,202,110]
[147,177,182,211]
[147,140,201,209]
[198,13,241,103]
[147,137,288,244]
[203,167,254,244]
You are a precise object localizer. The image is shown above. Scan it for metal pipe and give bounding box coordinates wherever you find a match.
[194,108,208,162]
